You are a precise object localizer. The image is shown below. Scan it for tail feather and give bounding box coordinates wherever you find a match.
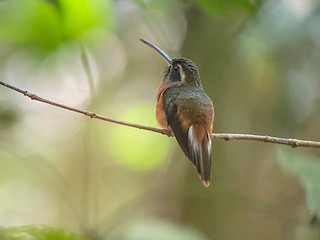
[188,125,212,187]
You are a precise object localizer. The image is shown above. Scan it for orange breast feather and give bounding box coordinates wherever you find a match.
[156,80,170,129]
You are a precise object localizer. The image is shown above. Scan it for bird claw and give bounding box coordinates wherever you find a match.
[163,128,174,137]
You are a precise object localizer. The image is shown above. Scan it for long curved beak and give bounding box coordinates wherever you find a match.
[140,39,172,65]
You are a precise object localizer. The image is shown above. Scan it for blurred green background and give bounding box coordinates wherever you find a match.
[0,0,320,239]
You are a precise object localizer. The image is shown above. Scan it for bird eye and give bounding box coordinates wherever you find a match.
[170,65,181,82]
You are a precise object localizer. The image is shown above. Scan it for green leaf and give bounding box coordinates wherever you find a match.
[0,0,62,50]
[58,0,114,41]
[0,0,114,51]
[277,148,320,218]
[0,226,86,240]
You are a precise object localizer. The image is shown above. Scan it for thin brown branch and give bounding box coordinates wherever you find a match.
[213,133,320,148]
[0,81,167,136]
[1,80,320,148]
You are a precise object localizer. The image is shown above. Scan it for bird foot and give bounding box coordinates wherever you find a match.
[163,128,174,137]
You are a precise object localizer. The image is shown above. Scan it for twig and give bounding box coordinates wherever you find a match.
[1,80,320,149]
[0,81,167,135]
[213,133,320,148]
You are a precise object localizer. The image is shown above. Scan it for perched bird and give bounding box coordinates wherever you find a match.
[140,39,214,187]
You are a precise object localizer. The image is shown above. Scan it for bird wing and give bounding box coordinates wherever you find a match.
[163,86,213,187]
[164,99,191,159]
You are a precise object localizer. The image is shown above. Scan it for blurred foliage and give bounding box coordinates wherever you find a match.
[0,107,19,129]
[0,0,320,240]
[277,148,320,221]
[107,104,170,170]
[0,226,85,240]
[119,218,207,240]
[0,0,114,52]
[194,0,260,15]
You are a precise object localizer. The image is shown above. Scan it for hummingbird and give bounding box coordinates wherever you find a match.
[140,39,214,187]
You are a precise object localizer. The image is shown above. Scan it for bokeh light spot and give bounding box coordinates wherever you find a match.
[108,103,169,170]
